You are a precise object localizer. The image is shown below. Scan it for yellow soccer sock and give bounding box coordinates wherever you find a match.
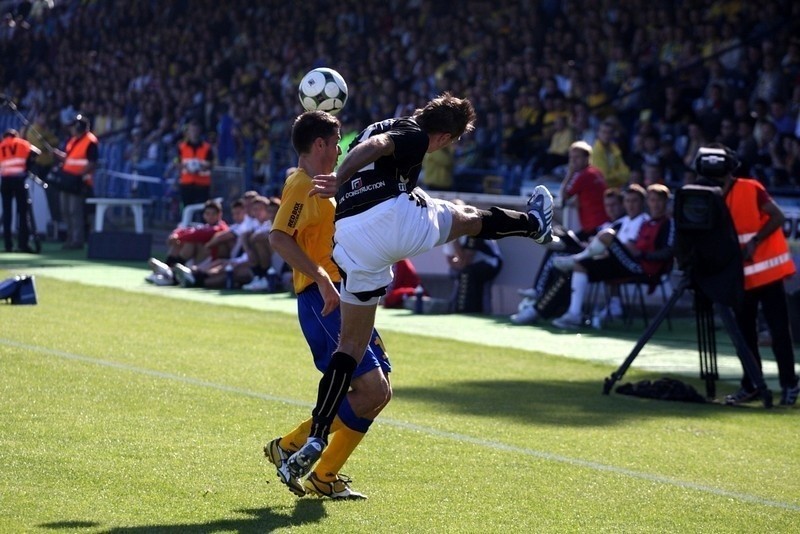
[280,416,345,452]
[313,425,365,481]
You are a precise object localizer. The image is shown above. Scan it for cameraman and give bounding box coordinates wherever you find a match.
[700,145,799,406]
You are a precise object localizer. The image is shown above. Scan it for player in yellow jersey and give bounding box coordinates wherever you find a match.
[263,110,391,500]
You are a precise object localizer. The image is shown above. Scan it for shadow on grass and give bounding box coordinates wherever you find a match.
[39,501,326,533]
[395,376,725,428]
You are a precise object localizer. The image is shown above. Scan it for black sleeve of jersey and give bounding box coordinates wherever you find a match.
[386,120,429,167]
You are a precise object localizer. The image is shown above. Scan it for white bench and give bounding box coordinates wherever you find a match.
[179,197,224,227]
[85,198,152,234]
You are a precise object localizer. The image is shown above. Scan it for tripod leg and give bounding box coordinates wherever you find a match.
[716,305,773,408]
[603,277,689,394]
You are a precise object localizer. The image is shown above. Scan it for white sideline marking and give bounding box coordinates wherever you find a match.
[3,338,799,513]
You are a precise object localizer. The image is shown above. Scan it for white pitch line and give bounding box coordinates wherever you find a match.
[3,338,799,513]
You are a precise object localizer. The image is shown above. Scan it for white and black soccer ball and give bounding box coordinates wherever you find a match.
[298,67,348,115]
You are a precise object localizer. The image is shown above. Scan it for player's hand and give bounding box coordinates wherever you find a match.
[310,173,338,198]
[318,277,340,316]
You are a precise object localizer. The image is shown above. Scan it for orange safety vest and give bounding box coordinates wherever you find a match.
[62,132,99,186]
[725,178,795,289]
[178,141,212,187]
[0,136,33,178]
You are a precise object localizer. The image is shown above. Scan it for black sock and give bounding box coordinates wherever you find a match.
[309,351,357,442]
[165,255,181,267]
[252,266,267,278]
[475,206,538,239]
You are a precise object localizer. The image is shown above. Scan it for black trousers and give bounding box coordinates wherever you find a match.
[180,184,210,209]
[1,177,29,251]
[735,279,799,390]
[453,261,502,313]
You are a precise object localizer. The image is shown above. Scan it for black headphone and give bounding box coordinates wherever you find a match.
[694,146,739,178]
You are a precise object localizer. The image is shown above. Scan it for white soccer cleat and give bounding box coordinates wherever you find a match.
[263,438,306,497]
[148,257,172,278]
[304,472,367,500]
[552,311,584,330]
[152,274,175,286]
[528,185,554,244]
[510,306,539,325]
[242,276,270,291]
[172,263,196,287]
[287,437,325,478]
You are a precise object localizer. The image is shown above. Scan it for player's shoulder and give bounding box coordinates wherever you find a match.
[283,167,313,193]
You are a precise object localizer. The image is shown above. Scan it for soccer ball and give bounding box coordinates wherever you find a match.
[298,67,348,115]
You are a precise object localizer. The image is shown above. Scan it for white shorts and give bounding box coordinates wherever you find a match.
[334,189,454,302]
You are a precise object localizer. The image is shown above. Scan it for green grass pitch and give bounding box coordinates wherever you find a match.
[1,269,798,532]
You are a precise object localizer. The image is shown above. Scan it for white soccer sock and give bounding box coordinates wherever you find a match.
[574,237,607,261]
[568,271,589,317]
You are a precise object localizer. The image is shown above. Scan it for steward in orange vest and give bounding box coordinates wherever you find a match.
[54,114,98,195]
[0,129,41,252]
[177,121,214,209]
[725,178,795,289]
[715,145,799,406]
[53,113,99,249]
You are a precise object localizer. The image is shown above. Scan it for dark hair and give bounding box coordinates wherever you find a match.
[3,128,19,138]
[231,199,244,209]
[204,199,222,213]
[413,92,476,138]
[291,111,341,155]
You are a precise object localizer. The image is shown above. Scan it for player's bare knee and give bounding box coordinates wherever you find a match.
[353,371,391,411]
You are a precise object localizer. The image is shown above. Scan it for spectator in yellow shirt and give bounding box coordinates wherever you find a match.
[592,119,631,188]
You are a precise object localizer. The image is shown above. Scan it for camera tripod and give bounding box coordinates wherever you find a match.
[602,272,773,407]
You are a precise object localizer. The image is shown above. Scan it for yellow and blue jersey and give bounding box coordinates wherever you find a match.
[271,167,340,294]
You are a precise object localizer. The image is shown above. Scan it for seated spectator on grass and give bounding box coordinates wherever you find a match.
[444,234,503,314]
[510,187,628,325]
[171,198,255,289]
[551,183,650,321]
[551,184,674,330]
[145,199,228,286]
[242,195,281,292]
[439,198,503,314]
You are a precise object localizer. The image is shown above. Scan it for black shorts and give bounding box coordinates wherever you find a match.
[579,239,644,282]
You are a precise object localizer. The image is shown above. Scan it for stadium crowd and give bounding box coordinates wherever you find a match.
[1,0,799,199]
